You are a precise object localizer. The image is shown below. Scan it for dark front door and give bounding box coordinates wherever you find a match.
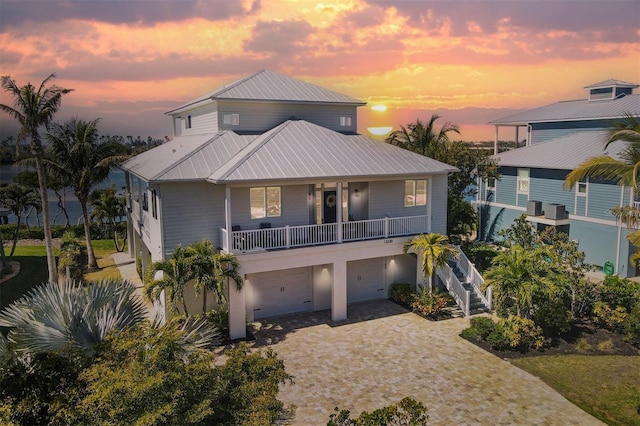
[323,190,337,223]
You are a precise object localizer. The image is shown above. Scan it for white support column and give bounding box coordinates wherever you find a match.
[331,260,347,321]
[416,259,424,293]
[494,125,499,155]
[515,126,520,148]
[336,182,343,243]
[229,272,247,339]
[224,186,232,253]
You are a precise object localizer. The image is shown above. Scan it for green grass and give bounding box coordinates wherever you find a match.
[85,240,122,282]
[512,355,640,426]
[0,245,49,311]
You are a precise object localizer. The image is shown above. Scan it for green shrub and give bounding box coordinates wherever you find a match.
[388,283,415,306]
[328,397,428,425]
[532,299,572,336]
[623,302,640,347]
[57,232,86,282]
[469,316,497,339]
[486,326,510,351]
[460,242,499,273]
[135,256,142,280]
[411,290,449,319]
[593,301,628,331]
[598,276,640,312]
[486,316,544,352]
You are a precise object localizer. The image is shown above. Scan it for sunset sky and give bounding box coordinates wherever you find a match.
[1,0,638,142]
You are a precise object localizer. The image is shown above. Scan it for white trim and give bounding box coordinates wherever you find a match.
[516,168,530,196]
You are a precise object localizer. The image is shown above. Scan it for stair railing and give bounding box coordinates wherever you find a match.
[454,246,492,311]
[436,265,471,316]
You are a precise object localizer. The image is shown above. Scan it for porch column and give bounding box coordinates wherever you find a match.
[332,259,347,321]
[494,125,499,155]
[514,126,520,148]
[224,186,232,252]
[229,272,247,339]
[336,182,343,243]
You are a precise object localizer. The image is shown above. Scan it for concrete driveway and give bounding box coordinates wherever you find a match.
[249,300,603,426]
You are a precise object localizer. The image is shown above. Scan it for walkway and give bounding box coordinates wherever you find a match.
[112,252,154,317]
[249,300,604,426]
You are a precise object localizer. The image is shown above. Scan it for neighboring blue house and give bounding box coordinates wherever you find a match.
[477,79,640,277]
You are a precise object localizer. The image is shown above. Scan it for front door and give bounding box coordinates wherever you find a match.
[323,190,337,223]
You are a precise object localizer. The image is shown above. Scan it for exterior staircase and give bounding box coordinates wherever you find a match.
[435,247,492,317]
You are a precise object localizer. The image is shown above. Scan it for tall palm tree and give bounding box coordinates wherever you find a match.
[0,74,73,283]
[46,118,128,270]
[403,233,458,292]
[0,279,147,356]
[386,114,460,158]
[145,245,194,317]
[213,251,243,305]
[0,183,40,259]
[187,240,217,316]
[89,186,127,252]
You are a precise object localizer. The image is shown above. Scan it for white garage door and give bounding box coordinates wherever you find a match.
[250,267,313,319]
[348,258,386,303]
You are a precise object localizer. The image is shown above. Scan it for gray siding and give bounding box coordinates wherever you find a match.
[162,182,224,256]
[369,180,427,220]
[530,120,616,144]
[495,167,517,205]
[430,174,448,234]
[575,196,586,216]
[177,102,219,136]
[478,204,523,242]
[529,169,574,214]
[587,180,623,221]
[216,100,358,133]
[230,184,310,230]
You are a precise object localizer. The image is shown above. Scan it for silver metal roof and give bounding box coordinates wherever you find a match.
[489,94,640,125]
[120,133,255,181]
[207,120,457,183]
[491,130,627,170]
[584,79,639,89]
[167,69,365,114]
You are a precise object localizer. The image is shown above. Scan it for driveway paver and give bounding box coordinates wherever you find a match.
[249,300,604,426]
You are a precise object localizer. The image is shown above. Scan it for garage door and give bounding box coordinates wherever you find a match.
[347,258,386,303]
[250,267,313,319]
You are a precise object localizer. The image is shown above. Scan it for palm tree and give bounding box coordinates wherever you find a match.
[0,74,73,283]
[386,114,460,158]
[403,233,458,292]
[89,186,127,252]
[0,279,147,356]
[0,183,40,259]
[46,118,128,270]
[213,251,243,305]
[187,240,217,316]
[145,245,194,317]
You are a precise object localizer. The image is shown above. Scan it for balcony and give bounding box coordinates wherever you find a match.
[220,215,429,253]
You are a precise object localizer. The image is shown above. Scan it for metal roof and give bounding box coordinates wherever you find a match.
[489,94,640,125]
[120,133,255,181]
[167,69,365,114]
[491,130,628,170]
[207,120,457,183]
[584,79,639,89]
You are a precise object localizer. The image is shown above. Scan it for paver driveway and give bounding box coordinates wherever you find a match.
[249,300,603,426]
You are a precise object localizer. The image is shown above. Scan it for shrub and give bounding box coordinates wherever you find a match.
[593,301,628,331]
[135,256,142,279]
[623,302,640,347]
[469,316,497,339]
[487,316,544,352]
[328,397,428,425]
[388,283,415,306]
[461,242,499,273]
[57,232,86,282]
[598,276,640,312]
[411,290,449,319]
[575,338,592,353]
[532,299,572,336]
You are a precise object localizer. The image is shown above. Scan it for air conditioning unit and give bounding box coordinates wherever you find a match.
[527,200,542,216]
[545,203,566,220]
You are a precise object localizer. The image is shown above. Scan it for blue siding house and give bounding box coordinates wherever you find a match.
[478,80,640,277]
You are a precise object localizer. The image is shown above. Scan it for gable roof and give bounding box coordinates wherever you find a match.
[584,79,639,90]
[121,120,457,183]
[491,130,628,170]
[489,94,640,126]
[167,69,365,115]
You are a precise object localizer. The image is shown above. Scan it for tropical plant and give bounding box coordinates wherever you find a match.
[403,233,458,292]
[57,231,86,284]
[497,214,536,248]
[328,397,428,425]
[89,185,127,252]
[0,73,73,282]
[45,118,128,269]
[0,279,147,356]
[145,245,194,317]
[387,114,459,158]
[0,183,40,260]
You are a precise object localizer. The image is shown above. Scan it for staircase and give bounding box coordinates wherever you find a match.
[435,247,492,317]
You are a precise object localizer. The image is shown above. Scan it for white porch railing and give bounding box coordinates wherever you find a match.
[221,215,428,253]
[436,265,470,317]
[455,246,492,310]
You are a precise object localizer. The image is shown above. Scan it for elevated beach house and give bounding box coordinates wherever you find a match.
[121,70,487,339]
[478,79,640,277]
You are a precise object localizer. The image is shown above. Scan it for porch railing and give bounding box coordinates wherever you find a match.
[221,215,428,253]
[455,246,492,310]
[436,265,470,317]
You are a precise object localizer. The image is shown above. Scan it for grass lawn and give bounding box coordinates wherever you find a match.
[512,355,640,426]
[84,239,122,282]
[0,246,48,312]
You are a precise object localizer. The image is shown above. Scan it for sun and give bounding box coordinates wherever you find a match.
[371,105,387,112]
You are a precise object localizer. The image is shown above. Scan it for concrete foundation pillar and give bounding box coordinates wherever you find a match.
[229,274,247,339]
[332,260,347,321]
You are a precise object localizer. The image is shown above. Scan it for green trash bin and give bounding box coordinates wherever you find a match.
[603,260,614,276]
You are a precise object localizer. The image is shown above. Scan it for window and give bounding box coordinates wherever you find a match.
[223,113,240,126]
[576,178,587,196]
[487,177,496,190]
[151,189,158,219]
[339,116,353,127]
[250,187,281,219]
[405,180,427,207]
[185,115,192,129]
[517,168,529,195]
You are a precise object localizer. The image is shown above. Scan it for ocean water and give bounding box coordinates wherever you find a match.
[0,164,126,226]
